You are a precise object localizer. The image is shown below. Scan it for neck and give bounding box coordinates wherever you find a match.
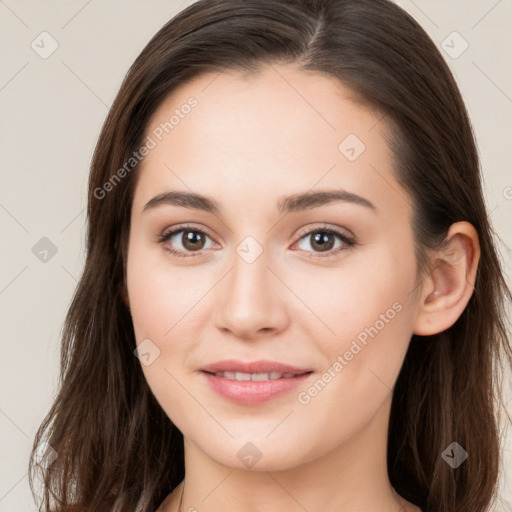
[163,394,418,512]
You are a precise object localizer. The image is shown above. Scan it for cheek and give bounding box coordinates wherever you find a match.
[126,243,208,340]
[296,250,415,346]
[126,249,201,427]
[294,299,413,457]
[304,249,417,398]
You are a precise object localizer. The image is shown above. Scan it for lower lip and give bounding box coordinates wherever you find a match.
[201,371,313,405]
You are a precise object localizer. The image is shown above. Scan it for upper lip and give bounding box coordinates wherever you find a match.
[200,359,313,375]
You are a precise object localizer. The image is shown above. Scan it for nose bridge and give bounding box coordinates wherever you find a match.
[213,238,288,337]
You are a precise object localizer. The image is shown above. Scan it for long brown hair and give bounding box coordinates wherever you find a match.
[29,0,512,510]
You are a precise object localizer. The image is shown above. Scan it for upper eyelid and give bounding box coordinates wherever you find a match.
[295,224,353,240]
[161,224,215,242]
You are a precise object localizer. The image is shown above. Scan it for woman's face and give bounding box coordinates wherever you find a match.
[126,63,422,471]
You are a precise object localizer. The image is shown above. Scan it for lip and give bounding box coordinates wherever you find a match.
[199,359,314,405]
[200,359,312,375]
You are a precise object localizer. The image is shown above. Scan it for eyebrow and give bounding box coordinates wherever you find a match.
[142,188,377,215]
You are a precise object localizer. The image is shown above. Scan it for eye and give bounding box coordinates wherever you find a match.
[292,226,356,258]
[158,224,217,259]
[157,224,356,260]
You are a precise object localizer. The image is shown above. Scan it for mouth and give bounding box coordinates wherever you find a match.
[199,360,314,405]
[200,358,313,375]
[202,370,312,380]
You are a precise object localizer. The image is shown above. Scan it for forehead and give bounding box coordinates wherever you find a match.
[133,64,408,218]
[144,63,380,162]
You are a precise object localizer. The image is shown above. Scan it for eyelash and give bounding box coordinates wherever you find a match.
[157,224,356,259]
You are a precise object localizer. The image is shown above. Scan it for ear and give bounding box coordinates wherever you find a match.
[413,221,480,336]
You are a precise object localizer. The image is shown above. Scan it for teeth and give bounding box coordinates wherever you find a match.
[213,371,298,381]
[251,373,269,381]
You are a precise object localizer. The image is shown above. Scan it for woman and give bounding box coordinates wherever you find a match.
[29,0,512,511]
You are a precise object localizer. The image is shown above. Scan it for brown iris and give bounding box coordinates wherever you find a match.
[181,230,206,251]
[310,231,335,252]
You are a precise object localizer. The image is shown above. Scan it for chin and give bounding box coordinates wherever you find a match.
[191,434,313,473]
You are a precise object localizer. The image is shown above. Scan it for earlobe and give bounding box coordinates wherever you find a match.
[413,221,480,336]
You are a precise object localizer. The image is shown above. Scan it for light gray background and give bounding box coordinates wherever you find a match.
[1,0,511,510]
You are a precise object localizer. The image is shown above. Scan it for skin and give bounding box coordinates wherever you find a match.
[125,63,480,512]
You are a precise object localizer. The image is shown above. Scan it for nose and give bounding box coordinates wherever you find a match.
[213,247,289,340]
